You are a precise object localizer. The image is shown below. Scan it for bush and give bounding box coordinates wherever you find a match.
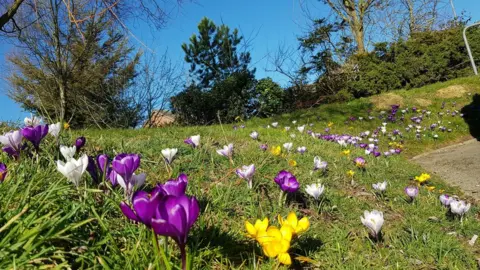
[254,78,285,116]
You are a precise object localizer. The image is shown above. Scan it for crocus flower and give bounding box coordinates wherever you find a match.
[22,124,48,150]
[260,144,268,151]
[236,164,255,188]
[405,186,419,201]
[270,146,281,156]
[120,188,163,227]
[297,125,305,133]
[184,135,200,148]
[283,142,293,152]
[75,136,86,151]
[414,173,431,184]
[161,148,178,164]
[354,157,366,168]
[0,130,23,157]
[346,170,355,177]
[97,154,110,177]
[0,162,7,182]
[439,194,452,207]
[278,212,310,235]
[360,210,384,240]
[86,156,100,183]
[305,183,325,200]
[449,200,471,216]
[151,194,200,268]
[160,173,188,196]
[259,225,293,265]
[245,217,268,239]
[313,156,327,171]
[217,143,233,158]
[24,115,41,126]
[297,146,306,154]
[271,122,278,128]
[57,154,89,187]
[284,126,290,131]
[372,181,387,192]
[112,153,145,197]
[274,170,299,193]
[250,131,259,140]
[48,122,61,138]
[60,145,76,161]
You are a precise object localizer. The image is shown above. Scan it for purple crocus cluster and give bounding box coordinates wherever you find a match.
[120,174,199,269]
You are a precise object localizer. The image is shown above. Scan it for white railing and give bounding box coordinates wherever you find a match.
[463,21,480,76]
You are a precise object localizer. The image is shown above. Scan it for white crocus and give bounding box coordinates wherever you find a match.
[250,131,259,140]
[24,114,42,126]
[217,143,234,158]
[235,164,255,189]
[57,154,88,187]
[372,181,387,192]
[190,135,200,147]
[48,122,61,138]
[292,120,297,125]
[305,183,325,200]
[117,173,146,197]
[450,200,471,217]
[297,125,305,133]
[313,156,328,171]
[161,148,178,164]
[0,130,23,149]
[272,122,278,128]
[283,142,293,152]
[284,126,290,131]
[60,145,76,161]
[297,146,306,154]
[360,210,384,239]
[337,139,347,147]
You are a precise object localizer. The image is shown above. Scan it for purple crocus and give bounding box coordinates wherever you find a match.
[121,188,164,228]
[151,194,199,270]
[22,124,48,151]
[112,153,145,197]
[274,170,299,193]
[75,136,86,151]
[86,156,99,183]
[354,157,366,168]
[405,186,419,202]
[260,143,268,151]
[0,162,7,182]
[161,173,188,196]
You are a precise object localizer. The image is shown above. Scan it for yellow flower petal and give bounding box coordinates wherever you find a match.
[262,243,279,258]
[278,252,292,265]
[286,212,298,228]
[245,220,257,238]
[296,217,310,234]
[256,218,269,232]
[280,224,293,242]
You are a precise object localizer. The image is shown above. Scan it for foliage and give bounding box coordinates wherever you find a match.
[7,1,142,128]
[181,17,254,88]
[171,72,256,125]
[254,78,285,117]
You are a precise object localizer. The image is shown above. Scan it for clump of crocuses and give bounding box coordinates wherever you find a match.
[120,173,199,270]
[274,170,299,206]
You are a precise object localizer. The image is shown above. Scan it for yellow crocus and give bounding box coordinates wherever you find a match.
[277,212,310,235]
[270,146,281,156]
[259,225,293,265]
[288,159,297,167]
[327,122,334,128]
[342,150,350,155]
[347,170,355,177]
[426,186,435,192]
[245,218,269,239]
[415,173,431,184]
[63,122,70,130]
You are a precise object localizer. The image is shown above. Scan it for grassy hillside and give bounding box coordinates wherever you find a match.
[1,76,479,269]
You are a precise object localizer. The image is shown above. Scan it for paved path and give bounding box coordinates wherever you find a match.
[412,139,480,200]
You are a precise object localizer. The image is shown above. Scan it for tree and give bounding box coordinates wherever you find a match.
[181,17,255,88]
[255,78,285,117]
[322,0,378,54]
[7,0,141,128]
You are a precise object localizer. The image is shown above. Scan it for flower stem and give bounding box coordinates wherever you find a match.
[180,244,187,270]
[152,230,171,270]
[278,191,284,207]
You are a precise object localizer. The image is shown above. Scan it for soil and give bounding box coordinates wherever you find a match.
[412,139,480,200]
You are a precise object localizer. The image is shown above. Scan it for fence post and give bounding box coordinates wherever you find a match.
[463,21,480,76]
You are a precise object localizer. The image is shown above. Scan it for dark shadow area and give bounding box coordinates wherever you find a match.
[189,225,254,267]
[286,191,308,209]
[461,94,480,140]
[290,237,324,269]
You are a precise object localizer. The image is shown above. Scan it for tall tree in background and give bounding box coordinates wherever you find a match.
[322,0,378,54]
[181,17,254,88]
[173,17,256,125]
[7,0,141,128]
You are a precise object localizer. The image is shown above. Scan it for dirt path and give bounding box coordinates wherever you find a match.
[412,139,480,200]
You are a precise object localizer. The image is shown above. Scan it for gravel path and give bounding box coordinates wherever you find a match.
[412,139,480,200]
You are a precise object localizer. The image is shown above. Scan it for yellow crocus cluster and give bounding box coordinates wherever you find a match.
[415,173,431,184]
[270,146,281,156]
[245,212,309,266]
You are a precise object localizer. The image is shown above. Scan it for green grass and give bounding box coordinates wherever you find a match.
[1,76,480,269]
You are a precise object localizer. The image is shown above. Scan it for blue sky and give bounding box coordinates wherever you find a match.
[1,0,479,122]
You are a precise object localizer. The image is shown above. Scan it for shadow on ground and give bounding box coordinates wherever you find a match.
[461,93,480,140]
